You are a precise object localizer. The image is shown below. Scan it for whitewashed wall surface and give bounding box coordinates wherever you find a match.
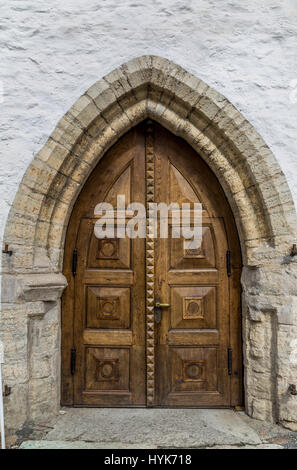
[1,0,297,252]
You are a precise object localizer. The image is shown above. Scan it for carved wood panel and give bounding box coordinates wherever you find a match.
[171,286,217,329]
[86,286,130,329]
[87,231,130,269]
[170,225,216,269]
[170,347,218,393]
[85,347,130,391]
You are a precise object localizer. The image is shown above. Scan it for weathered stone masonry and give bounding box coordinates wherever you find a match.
[1,56,297,431]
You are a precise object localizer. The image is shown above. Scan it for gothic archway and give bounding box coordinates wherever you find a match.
[2,56,297,431]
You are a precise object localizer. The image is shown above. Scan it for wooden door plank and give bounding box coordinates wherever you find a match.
[167,330,219,346]
[168,270,219,285]
[83,271,134,285]
[83,329,133,346]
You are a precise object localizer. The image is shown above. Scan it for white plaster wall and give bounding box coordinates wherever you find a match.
[1,0,297,258]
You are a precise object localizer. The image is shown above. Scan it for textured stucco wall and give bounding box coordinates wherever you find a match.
[1,0,297,252]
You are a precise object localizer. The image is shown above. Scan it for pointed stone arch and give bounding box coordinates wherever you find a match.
[2,56,297,431]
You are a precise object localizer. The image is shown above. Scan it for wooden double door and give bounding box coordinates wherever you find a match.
[62,121,242,408]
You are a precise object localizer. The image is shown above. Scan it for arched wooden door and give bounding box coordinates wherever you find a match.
[61,121,242,408]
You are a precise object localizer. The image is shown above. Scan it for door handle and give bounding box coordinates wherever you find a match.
[154,298,170,324]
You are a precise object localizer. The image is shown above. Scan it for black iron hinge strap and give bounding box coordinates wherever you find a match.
[228,347,232,375]
[72,248,77,277]
[226,250,231,277]
[71,348,76,375]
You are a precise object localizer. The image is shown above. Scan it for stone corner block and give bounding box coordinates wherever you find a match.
[18,273,67,302]
[277,298,297,326]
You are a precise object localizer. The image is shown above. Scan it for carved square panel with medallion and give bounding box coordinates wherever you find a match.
[86,286,130,329]
[183,297,204,320]
[85,347,130,392]
[182,360,206,382]
[170,347,218,393]
[97,238,120,260]
[87,230,131,269]
[171,286,217,329]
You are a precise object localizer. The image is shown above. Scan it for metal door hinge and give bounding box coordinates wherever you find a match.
[228,347,232,375]
[226,250,231,277]
[2,244,12,256]
[72,248,77,277]
[3,385,11,397]
[71,348,76,375]
[289,384,297,395]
